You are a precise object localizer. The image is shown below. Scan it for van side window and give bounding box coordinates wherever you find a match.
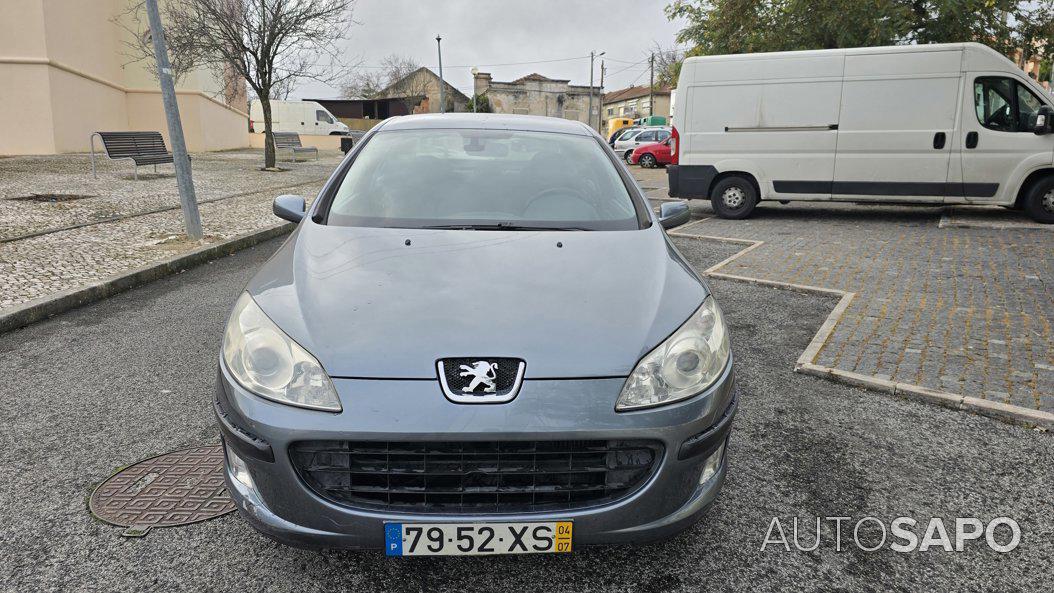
[974,77,1046,132]
[316,110,333,123]
[1016,83,1043,130]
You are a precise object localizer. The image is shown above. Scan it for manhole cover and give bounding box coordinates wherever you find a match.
[10,193,96,202]
[89,445,235,537]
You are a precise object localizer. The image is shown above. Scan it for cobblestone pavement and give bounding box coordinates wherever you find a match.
[630,165,1054,413]
[0,150,342,311]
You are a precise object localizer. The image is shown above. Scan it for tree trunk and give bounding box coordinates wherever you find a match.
[261,95,276,169]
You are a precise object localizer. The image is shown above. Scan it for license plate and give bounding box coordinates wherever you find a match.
[385,521,572,556]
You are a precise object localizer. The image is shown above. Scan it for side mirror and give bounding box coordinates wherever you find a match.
[1035,106,1053,135]
[273,194,306,223]
[658,201,690,230]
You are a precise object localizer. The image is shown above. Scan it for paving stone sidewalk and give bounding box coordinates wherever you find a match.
[0,150,342,311]
[655,180,1054,413]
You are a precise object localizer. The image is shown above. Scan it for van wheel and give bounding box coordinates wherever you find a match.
[639,154,657,168]
[1024,177,1054,223]
[710,176,758,219]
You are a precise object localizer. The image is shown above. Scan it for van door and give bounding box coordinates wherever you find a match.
[960,74,1054,203]
[832,52,961,202]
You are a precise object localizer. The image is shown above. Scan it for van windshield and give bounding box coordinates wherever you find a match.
[325,129,642,231]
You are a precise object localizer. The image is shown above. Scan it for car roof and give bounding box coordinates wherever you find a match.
[377,113,594,136]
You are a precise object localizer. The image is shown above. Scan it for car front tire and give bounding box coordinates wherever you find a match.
[1024,176,1054,223]
[624,150,635,164]
[710,176,758,220]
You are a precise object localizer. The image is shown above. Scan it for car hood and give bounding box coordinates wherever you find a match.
[246,221,707,379]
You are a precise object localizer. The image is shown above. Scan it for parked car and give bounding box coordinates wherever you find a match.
[614,127,671,163]
[669,42,1054,222]
[606,117,635,143]
[216,114,736,554]
[249,100,350,136]
[609,125,641,147]
[631,137,674,168]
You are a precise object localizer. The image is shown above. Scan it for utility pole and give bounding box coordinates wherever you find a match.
[436,35,445,114]
[599,60,605,132]
[589,50,605,132]
[144,0,202,240]
[649,52,655,117]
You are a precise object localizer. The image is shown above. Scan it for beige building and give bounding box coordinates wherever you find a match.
[0,0,249,156]
[601,85,672,129]
[379,67,470,115]
[473,72,599,124]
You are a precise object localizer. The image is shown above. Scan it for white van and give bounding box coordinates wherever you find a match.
[249,100,350,136]
[668,42,1054,223]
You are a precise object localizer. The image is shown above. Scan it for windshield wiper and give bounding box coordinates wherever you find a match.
[421,222,592,231]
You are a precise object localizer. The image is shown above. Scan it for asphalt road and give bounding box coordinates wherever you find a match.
[1,234,1052,593]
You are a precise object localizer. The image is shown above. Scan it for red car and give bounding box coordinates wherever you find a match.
[630,138,673,168]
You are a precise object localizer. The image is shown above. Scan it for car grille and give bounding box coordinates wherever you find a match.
[288,440,662,513]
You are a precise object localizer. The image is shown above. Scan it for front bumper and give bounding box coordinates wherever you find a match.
[215,360,737,550]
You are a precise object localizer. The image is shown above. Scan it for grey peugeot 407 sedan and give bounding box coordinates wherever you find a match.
[215,114,737,555]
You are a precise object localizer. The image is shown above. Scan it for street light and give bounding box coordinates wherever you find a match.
[436,35,445,114]
[589,50,605,132]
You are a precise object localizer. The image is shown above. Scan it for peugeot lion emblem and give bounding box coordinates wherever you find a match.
[459,361,498,393]
[438,357,526,404]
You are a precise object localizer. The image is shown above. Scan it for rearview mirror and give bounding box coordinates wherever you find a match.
[1035,106,1054,135]
[273,194,306,223]
[658,201,690,230]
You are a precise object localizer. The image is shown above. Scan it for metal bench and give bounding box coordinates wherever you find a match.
[90,131,181,180]
[272,132,318,162]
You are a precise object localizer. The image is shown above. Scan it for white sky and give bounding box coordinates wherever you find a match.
[293,0,687,99]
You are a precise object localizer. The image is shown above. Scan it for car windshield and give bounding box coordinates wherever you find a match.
[325,128,641,231]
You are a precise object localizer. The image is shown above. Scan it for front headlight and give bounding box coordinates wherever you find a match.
[221,293,342,412]
[616,296,730,411]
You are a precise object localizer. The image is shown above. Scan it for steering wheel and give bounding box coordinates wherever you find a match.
[984,105,1011,127]
[521,187,596,218]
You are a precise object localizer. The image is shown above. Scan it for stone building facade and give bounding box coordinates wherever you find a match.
[472,72,600,125]
[379,67,470,115]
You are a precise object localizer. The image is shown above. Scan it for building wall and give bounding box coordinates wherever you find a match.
[0,0,248,156]
[473,73,596,125]
[602,93,671,130]
[397,69,469,114]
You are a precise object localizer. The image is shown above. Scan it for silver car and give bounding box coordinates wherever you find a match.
[613,127,671,164]
[216,114,736,554]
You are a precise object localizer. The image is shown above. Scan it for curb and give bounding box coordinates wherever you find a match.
[668,224,1054,431]
[0,223,293,335]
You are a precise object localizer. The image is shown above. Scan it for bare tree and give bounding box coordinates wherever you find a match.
[342,55,431,114]
[341,68,386,98]
[163,0,355,169]
[650,43,685,89]
[113,1,203,85]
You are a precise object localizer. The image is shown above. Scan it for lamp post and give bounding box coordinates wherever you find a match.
[144,0,201,240]
[436,35,445,114]
[589,50,605,132]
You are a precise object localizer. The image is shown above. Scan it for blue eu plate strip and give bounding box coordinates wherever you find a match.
[384,523,403,556]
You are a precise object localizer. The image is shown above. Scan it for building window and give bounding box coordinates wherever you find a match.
[607,107,614,115]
